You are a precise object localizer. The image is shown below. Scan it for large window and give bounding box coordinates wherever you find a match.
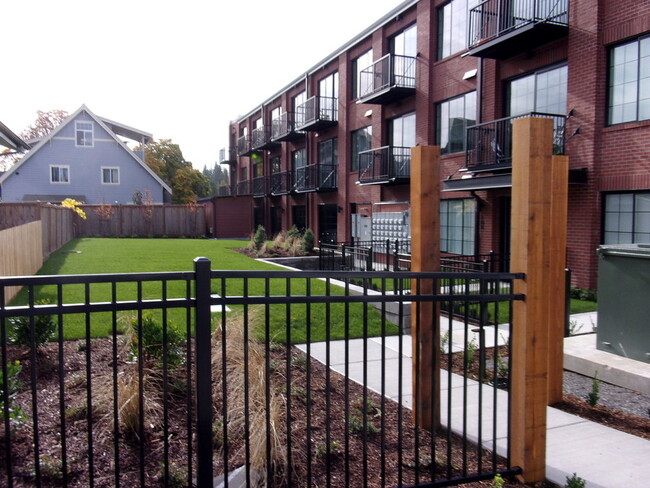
[351,126,372,171]
[292,147,307,186]
[441,198,476,255]
[389,112,416,148]
[50,165,70,183]
[438,0,478,59]
[75,121,93,147]
[604,192,650,244]
[102,167,120,184]
[392,24,417,57]
[608,35,650,125]
[318,138,338,165]
[437,91,476,154]
[352,49,373,99]
[508,64,567,116]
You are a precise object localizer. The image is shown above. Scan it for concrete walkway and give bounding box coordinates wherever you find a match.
[297,314,650,488]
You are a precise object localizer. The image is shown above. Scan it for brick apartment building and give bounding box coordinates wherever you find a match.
[208,0,650,290]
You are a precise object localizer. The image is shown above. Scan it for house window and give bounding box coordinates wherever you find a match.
[270,156,281,174]
[270,106,282,123]
[438,0,478,59]
[240,167,247,181]
[508,64,568,116]
[389,112,416,148]
[352,49,373,99]
[608,35,650,125]
[75,121,93,147]
[441,198,476,255]
[293,91,307,126]
[604,192,650,244]
[437,91,476,155]
[391,24,417,57]
[102,167,120,184]
[318,138,338,165]
[351,126,372,171]
[50,165,70,183]
[319,72,339,120]
[292,147,307,186]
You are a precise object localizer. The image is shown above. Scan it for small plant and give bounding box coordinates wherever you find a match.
[440,330,450,354]
[565,472,586,488]
[465,337,478,368]
[37,454,69,482]
[568,319,583,336]
[492,473,505,488]
[157,462,186,487]
[348,414,378,435]
[287,225,302,240]
[0,360,25,429]
[587,372,600,407]
[9,299,56,349]
[315,439,341,458]
[212,418,225,448]
[496,355,509,379]
[253,225,267,251]
[301,228,315,253]
[130,313,184,367]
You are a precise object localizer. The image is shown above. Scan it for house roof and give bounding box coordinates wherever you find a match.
[0,120,29,151]
[0,105,171,194]
[98,116,153,144]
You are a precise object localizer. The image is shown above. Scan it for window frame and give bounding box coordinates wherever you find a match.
[436,91,477,155]
[607,34,650,126]
[101,166,120,185]
[317,137,338,166]
[50,164,70,184]
[437,0,478,60]
[350,126,372,172]
[351,49,373,99]
[440,198,476,256]
[75,121,94,147]
[389,112,416,148]
[603,191,650,245]
[506,63,568,117]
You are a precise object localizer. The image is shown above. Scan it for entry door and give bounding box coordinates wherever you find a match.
[318,204,338,244]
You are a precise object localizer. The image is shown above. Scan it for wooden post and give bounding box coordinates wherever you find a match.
[410,145,440,430]
[548,155,569,404]
[510,117,565,482]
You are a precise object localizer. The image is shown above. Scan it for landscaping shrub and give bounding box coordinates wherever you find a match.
[9,299,56,349]
[301,228,315,253]
[570,286,597,302]
[0,360,25,427]
[129,313,184,367]
[253,225,267,251]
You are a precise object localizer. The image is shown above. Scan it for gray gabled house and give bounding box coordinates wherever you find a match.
[0,105,171,204]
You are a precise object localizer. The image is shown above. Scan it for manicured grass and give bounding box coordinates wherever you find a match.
[9,238,395,342]
[569,298,597,314]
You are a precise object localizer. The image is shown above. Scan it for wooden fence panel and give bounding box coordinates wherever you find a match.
[0,222,43,302]
[0,202,41,231]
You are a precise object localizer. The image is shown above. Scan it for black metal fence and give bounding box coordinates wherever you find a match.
[1,260,523,487]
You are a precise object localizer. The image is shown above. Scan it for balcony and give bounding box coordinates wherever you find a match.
[270,171,292,196]
[252,176,267,197]
[215,184,236,197]
[356,54,416,105]
[357,146,411,185]
[271,112,304,142]
[237,180,252,196]
[467,0,569,59]
[293,163,338,193]
[251,125,278,151]
[465,112,566,172]
[295,96,338,132]
[218,147,236,164]
[237,135,253,157]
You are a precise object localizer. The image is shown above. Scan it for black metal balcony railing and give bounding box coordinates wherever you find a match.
[295,96,338,131]
[357,54,416,104]
[237,180,251,196]
[468,0,569,58]
[252,176,267,197]
[251,125,277,151]
[237,135,253,157]
[218,147,236,164]
[216,184,236,197]
[465,112,566,171]
[270,170,292,195]
[358,146,411,184]
[293,163,337,192]
[271,112,304,142]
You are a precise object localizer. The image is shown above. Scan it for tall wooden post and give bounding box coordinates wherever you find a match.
[510,117,567,481]
[410,145,440,429]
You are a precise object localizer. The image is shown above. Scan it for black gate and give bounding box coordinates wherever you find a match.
[1,259,523,487]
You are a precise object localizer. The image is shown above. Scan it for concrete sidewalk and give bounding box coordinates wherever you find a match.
[297,325,650,488]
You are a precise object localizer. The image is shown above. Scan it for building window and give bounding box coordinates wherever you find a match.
[75,121,93,147]
[389,112,416,148]
[391,23,417,57]
[318,138,338,165]
[270,106,282,123]
[441,198,476,255]
[437,91,476,155]
[508,64,568,116]
[271,156,281,174]
[240,166,247,182]
[50,165,70,183]
[604,192,650,244]
[102,167,120,184]
[351,126,372,171]
[292,147,307,186]
[438,0,478,59]
[608,35,650,125]
[352,49,373,99]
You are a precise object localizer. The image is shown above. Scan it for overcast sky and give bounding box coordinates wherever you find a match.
[2,0,403,170]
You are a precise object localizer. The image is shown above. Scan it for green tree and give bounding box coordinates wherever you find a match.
[202,163,230,195]
[171,166,211,204]
[21,109,69,141]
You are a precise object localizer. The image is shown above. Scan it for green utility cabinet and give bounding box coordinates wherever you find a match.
[597,244,650,363]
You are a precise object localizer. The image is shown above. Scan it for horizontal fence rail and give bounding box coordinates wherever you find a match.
[1,261,523,487]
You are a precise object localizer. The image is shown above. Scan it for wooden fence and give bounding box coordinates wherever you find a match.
[0,221,44,302]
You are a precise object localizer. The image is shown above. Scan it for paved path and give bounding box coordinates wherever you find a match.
[297,326,650,488]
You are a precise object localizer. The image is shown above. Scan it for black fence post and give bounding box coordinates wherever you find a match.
[564,267,572,337]
[194,257,213,487]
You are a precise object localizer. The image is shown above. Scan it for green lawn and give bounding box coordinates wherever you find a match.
[9,238,395,342]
